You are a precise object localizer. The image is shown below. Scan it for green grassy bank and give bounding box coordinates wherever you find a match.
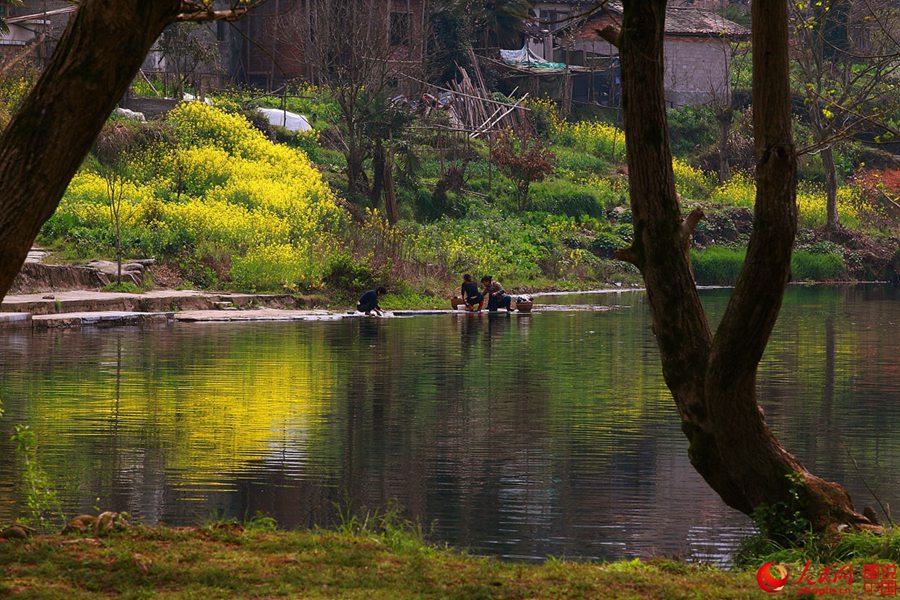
[2,523,899,598]
[0,525,763,599]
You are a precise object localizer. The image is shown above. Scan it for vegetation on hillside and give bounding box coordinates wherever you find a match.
[3,62,896,298]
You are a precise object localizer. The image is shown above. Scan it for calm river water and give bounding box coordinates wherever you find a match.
[0,285,897,564]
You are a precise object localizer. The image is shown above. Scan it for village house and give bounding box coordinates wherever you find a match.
[0,0,74,63]
[234,0,428,90]
[525,1,748,107]
[1,0,428,93]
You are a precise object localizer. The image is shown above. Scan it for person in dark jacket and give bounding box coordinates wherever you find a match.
[460,273,484,311]
[481,276,512,312]
[357,286,387,316]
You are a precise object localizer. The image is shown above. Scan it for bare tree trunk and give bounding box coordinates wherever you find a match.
[346,145,368,199]
[617,0,870,530]
[371,139,385,209]
[116,217,123,284]
[822,145,840,232]
[0,0,182,301]
[716,108,732,183]
[383,149,399,225]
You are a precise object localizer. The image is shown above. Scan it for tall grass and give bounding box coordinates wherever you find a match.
[692,246,846,285]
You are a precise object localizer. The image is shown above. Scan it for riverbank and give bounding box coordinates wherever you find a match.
[4,524,899,598]
[0,524,767,599]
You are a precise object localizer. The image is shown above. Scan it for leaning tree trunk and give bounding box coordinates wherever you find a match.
[616,0,870,530]
[0,0,183,301]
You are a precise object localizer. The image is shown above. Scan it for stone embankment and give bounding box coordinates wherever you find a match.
[0,290,333,331]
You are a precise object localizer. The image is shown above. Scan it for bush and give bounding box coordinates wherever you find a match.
[667,105,717,157]
[709,173,756,208]
[691,246,746,285]
[589,231,628,258]
[692,246,846,284]
[322,254,379,297]
[529,179,607,217]
[791,251,845,281]
[231,244,326,291]
[796,184,860,229]
[550,146,609,174]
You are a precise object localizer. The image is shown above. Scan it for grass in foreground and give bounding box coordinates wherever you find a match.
[0,525,768,599]
[2,523,899,598]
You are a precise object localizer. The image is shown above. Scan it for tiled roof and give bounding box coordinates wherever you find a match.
[542,2,748,38]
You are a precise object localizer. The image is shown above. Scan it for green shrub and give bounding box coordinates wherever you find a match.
[667,105,717,157]
[589,231,628,258]
[529,179,607,217]
[673,159,714,199]
[791,251,845,281]
[691,246,746,285]
[692,246,846,284]
[552,120,626,163]
[322,254,379,297]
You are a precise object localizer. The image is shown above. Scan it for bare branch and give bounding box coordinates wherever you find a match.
[597,24,621,47]
[681,208,705,247]
[177,1,266,22]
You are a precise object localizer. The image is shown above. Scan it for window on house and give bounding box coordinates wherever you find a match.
[390,12,410,47]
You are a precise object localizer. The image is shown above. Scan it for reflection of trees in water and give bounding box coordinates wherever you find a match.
[757,286,899,513]
[0,287,897,557]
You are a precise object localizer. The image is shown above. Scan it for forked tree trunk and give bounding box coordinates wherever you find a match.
[0,0,183,300]
[616,0,870,530]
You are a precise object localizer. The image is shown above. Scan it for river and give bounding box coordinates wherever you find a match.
[0,285,897,565]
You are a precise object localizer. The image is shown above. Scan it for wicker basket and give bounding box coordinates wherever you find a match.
[516,300,534,313]
[451,296,465,309]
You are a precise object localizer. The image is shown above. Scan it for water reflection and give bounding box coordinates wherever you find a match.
[0,285,896,565]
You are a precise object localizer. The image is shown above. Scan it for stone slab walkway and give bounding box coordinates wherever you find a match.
[0,289,621,332]
[0,290,317,316]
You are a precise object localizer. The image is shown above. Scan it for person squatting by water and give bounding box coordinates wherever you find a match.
[461,274,484,311]
[357,286,386,316]
[481,276,513,312]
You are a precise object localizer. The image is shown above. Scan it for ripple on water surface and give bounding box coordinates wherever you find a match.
[0,285,897,566]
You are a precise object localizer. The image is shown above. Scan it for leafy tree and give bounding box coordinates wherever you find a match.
[791,0,900,233]
[280,0,413,222]
[489,129,554,211]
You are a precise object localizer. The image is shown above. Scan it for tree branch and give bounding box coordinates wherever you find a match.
[177,1,264,22]
[597,24,621,47]
[681,207,705,247]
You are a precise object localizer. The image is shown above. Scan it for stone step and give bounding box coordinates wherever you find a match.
[0,312,32,330]
[0,291,324,316]
[30,311,174,330]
